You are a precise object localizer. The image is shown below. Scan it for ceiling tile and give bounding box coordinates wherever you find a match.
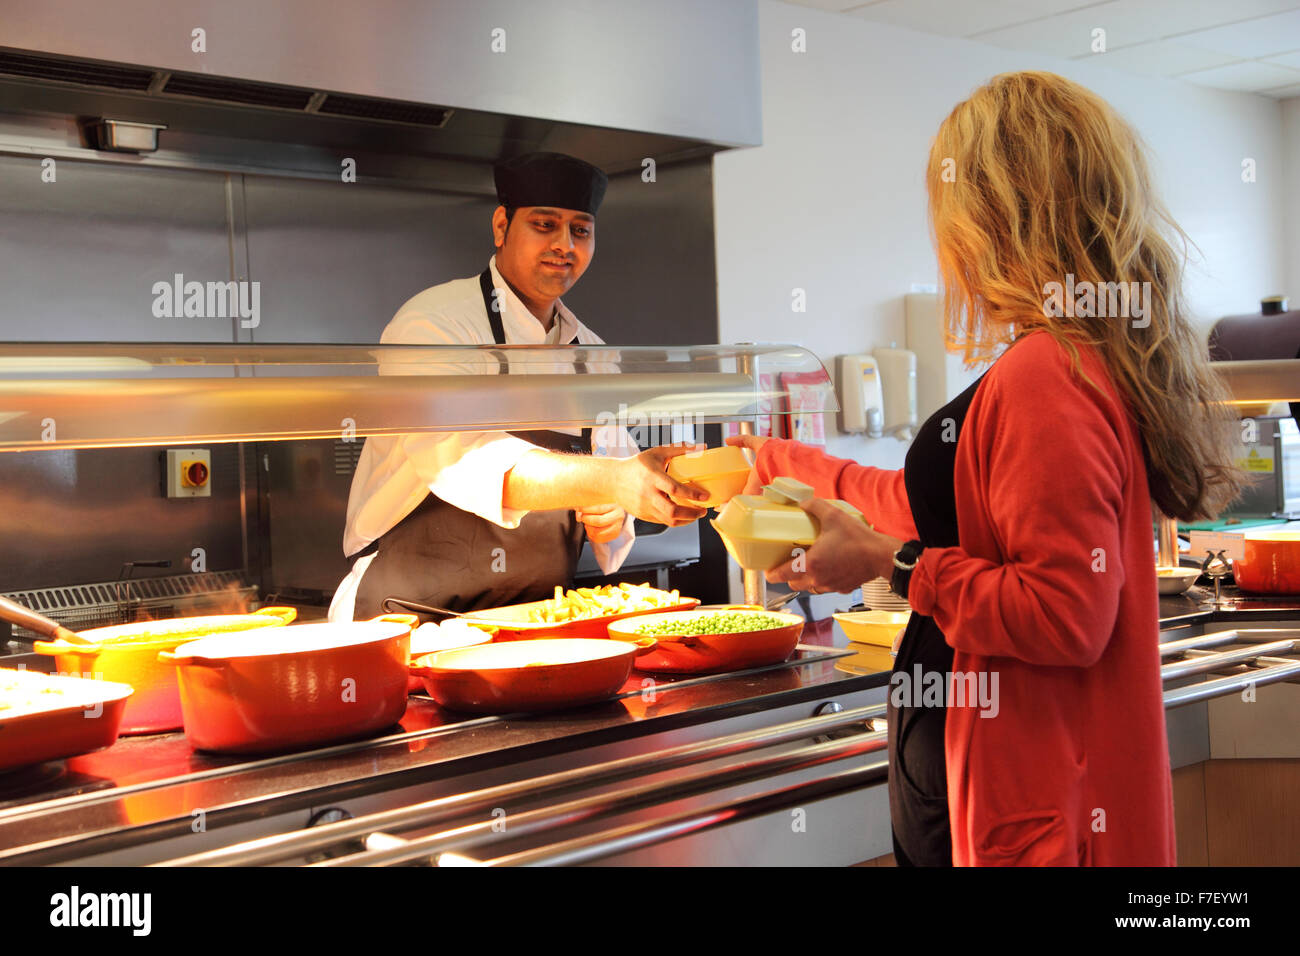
[843,0,1106,39]
[1176,8,1300,58]
[1177,59,1300,90]
[1078,38,1241,75]
[1264,49,1300,68]
[1092,0,1300,42]
[974,2,1160,59]
[783,0,877,12]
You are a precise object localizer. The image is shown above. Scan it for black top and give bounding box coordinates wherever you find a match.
[885,370,986,867]
[894,372,986,675]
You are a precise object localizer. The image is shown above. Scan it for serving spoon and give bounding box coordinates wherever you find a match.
[382,596,466,621]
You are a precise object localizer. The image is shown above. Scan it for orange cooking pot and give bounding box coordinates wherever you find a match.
[158,615,414,754]
[410,637,657,714]
[33,607,297,734]
[406,619,496,694]
[608,608,804,674]
[1234,529,1300,594]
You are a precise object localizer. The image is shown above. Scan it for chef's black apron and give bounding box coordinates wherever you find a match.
[887,371,986,867]
[350,269,592,618]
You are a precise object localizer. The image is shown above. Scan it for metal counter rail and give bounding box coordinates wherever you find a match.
[157,703,887,866]
[1159,628,1300,659]
[315,728,888,867]
[1161,639,1299,680]
[1160,628,1300,707]
[148,631,1300,867]
[478,760,892,867]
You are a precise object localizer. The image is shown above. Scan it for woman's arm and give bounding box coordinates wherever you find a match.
[750,437,918,541]
[908,334,1130,668]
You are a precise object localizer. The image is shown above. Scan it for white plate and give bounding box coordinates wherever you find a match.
[409,619,493,657]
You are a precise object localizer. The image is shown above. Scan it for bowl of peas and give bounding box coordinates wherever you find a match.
[609,607,804,674]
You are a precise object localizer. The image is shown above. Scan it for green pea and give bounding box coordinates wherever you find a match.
[634,612,790,637]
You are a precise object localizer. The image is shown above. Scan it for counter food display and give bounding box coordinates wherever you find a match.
[1,345,1298,866]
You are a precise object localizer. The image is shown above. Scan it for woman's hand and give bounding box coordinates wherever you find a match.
[576,504,627,544]
[767,498,903,594]
[724,433,770,495]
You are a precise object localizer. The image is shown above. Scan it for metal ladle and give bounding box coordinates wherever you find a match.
[0,594,96,644]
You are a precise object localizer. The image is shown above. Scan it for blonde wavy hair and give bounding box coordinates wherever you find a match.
[926,70,1242,521]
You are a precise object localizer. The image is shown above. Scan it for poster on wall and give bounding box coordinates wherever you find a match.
[780,371,827,445]
[721,371,786,440]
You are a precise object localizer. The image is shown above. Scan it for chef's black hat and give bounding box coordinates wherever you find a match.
[494,152,608,216]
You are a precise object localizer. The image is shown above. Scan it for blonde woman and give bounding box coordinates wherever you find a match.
[731,71,1240,866]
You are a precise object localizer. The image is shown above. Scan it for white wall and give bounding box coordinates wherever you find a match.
[714,0,1288,481]
[1284,97,1300,299]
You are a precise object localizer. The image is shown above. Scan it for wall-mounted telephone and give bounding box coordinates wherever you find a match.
[839,346,918,440]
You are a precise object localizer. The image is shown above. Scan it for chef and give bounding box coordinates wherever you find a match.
[329,151,708,622]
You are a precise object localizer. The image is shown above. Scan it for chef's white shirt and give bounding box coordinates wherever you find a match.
[328,255,637,622]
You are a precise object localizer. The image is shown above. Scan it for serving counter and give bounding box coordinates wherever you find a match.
[2,345,1298,865]
[0,622,897,866]
[3,588,1297,866]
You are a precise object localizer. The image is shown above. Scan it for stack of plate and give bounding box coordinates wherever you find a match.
[861,577,910,611]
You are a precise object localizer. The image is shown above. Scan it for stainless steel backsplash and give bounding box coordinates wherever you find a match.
[0,150,719,595]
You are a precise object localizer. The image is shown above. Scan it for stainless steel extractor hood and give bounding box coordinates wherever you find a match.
[0,0,762,185]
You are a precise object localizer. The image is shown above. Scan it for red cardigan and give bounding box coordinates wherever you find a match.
[756,331,1175,866]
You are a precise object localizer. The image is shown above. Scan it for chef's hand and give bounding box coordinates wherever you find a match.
[612,443,710,527]
[766,498,902,594]
[576,504,627,544]
[725,433,770,495]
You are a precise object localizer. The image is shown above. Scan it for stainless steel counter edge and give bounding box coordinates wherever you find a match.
[0,651,885,865]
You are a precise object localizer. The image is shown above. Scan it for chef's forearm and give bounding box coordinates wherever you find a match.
[501,449,617,511]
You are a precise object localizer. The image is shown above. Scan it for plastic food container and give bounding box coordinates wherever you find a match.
[666,445,754,507]
[833,610,911,647]
[710,477,865,571]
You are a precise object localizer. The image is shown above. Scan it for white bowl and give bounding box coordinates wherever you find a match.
[1156,566,1200,595]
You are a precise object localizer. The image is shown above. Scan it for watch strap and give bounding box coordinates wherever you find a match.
[889,540,925,600]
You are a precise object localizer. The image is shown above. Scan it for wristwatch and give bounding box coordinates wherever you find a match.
[889,540,925,600]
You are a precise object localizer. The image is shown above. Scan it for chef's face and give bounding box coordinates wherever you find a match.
[492,205,595,301]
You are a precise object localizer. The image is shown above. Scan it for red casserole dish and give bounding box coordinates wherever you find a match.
[159,615,413,754]
[608,608,804,674]
[410,637,656,714]
[1234,529,1300,594]
[406,619,496,694]
[458,592,699,641]
[32,606,297,734]
[0,668,133,771]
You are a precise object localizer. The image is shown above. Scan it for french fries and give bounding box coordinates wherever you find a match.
[528,582,684,624]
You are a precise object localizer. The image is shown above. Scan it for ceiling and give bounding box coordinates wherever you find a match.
[787,0,1300,97]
